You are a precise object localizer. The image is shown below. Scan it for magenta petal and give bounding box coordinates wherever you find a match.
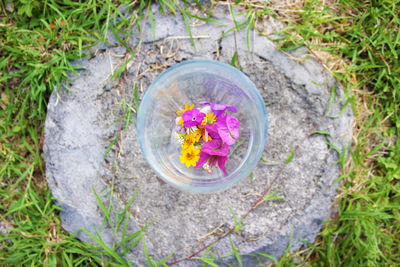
[194,151,209,169]
[225,105,237,113]
[182,108,205,127]
[209,156,217,168]
[201,139,221,153]
[197,101,238,117]
[217,115,237,146]
[202,139,230,156]
[212,103,237,114]
[210,103,228,111]
[226,115,240,140]
[217,156,228,176]
[201,123,220,139]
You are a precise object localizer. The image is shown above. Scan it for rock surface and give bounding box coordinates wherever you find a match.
[44,4,353,266]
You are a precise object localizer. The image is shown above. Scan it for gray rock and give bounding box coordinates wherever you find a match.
[44,4,353,266]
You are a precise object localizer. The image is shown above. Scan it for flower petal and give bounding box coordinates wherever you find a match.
[197,101,237,117]
[217,156,228,176]
[182,108,206,127]
[217,115,239,146]
[201,123,219,139]
[197,100,211,106]
[226,114,240,140]
[201,139,230,156]
[194,151,209,169]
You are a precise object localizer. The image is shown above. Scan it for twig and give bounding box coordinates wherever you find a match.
[198,222,227,241]
[168,20,346,265]
[167,168,282,265]
[167,124,318,266]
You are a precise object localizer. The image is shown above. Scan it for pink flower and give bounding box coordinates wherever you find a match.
[195,139,229,176]
[182,108,206,127]
[201,114,240,145]
[201,123,220,139]
[200,113,240,147]
[216,114,240,145]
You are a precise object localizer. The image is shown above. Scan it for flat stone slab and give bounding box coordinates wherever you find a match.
[44,5,353,266]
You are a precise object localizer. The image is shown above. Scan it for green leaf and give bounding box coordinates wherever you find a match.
[328,97,351,119]
[324,85,336,117]
[12,126,22,133]
[104,135,118,160]
[92,187,113,230]
[111,55,135,80]
[110,26,134,55]
[178,6,196,49]
[263,190,284,202]
[80,228,127,265]
[310,130,331,136]
[260,157,280,166]
[143,238,154,267]
[228,206,242,232]
[229,235,242,267]
[134,82,139,113]
[284,147,295,165]
[200,258,219,267]
[256,252,278,264]
[230,51,239,69]
[148,3,156,41]
[117,186,140,231]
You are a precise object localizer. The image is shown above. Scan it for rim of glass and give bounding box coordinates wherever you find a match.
[137,59,268,192]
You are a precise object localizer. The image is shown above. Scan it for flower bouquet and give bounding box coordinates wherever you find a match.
[174,101,240,176]
[137,60,267,192]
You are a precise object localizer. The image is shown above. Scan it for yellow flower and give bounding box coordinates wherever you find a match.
[194,125,212,142]
[176,102,194,116]
[180,147,200,167]
[182,131,201,149]
[182,133,195,149]
[201,112,216,125]
[176,103,194,126]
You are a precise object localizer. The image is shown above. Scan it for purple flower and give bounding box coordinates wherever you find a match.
[195,139,229,176]
[216,114,240,145]
[201,123,220,139]
[182,108,206,127]
[197,101,237,117]
[201,138,230,156]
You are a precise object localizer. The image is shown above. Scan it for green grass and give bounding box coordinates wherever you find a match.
[1,0,399,266]
[0,0,146,265]
[271,1,400,265]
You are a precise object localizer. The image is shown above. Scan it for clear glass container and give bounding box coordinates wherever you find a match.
[137,60,268,192]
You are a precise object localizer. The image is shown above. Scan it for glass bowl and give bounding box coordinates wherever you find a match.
[137,60,268,192]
